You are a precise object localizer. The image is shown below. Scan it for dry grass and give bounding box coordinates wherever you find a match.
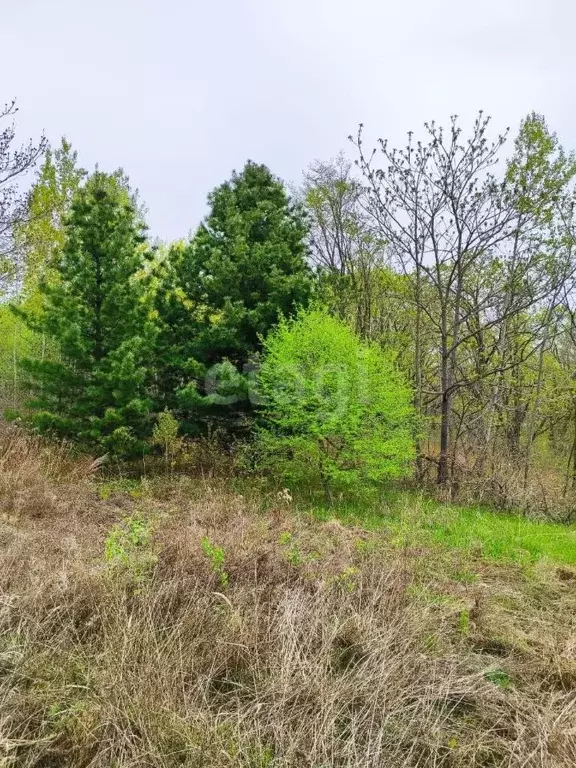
[0,425,575,766]
[421,441,576,522]
[0,423,96,522]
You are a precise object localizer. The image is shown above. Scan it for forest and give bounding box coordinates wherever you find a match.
[1,100,576,767]
[2,101,576,516]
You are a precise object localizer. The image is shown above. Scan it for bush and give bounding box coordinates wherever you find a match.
[104,513,157,587]
[256,308,416,499]
[150,409,183,472]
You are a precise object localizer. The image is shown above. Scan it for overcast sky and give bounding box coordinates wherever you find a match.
[5,0,574,241]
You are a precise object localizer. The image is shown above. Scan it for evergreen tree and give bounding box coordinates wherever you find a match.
[19,171,156,455]
[155,161,312,433]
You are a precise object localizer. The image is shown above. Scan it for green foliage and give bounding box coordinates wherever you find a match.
[97,478,144,500]
[256,308,416,499]
[104,514,157,585]
[0,302,52,410]
[150,409,182,470]
[0,140,84,410]
[457,609,470,637]
[201,536,229,587]
[452,570,478,584]
[278,531,302,567]
[18,171,157,455]
[303,155,399,343]
[278,530,293,546]
[3,115,576,517]
[153,161,312,433]
[506,112,576,222]
[311,494,576,565]
[332,566,360,593]
[484,669,513,689]
[16,138,87,296]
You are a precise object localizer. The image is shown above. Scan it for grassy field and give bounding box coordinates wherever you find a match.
[309,493,576,565]
[0,425,575,767]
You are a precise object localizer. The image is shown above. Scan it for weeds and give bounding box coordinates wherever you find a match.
[201,536,229,588]
[104,514,157,586]
[0,426,575,766]
[484,669,513,689]
[150,409,183,474]
[279,530,303,567]
[458,608,471,637]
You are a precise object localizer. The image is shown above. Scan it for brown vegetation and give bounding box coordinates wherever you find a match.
[0,424,575,766]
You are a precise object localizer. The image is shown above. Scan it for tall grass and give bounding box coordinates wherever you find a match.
[0,425,575,766]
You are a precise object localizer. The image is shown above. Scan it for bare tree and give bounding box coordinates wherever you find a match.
[302,154,388,339]
[0,99,46,296]
[353,112,576,489]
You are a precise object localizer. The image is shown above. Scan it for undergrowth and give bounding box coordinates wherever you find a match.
[0,424,574,766]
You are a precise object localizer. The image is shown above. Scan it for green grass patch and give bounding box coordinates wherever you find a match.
[307,493,576,566]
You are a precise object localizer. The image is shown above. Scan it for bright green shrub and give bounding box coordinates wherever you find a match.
[104,514,157,586]
[150,408,183,471]
[256,308,415,499]
[201,537,229,588]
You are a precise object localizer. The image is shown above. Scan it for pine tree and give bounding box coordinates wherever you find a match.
[20,171,156,455]
[155,161,312,433]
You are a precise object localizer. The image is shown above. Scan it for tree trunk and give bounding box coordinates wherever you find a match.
[572,399,576,490]
[438,343,451,487]
[523,336,547,489]
[414,263,423,481]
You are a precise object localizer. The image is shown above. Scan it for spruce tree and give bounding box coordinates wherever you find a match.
[20,171,156,455]
[155,161,312,433]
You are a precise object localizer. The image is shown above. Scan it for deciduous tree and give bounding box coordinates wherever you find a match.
[0,99,46,297]
[257,308,415,500]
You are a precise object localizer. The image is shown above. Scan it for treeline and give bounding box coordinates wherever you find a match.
[2,102,576,511]
[305,114,576,511]
[4,153,315,450]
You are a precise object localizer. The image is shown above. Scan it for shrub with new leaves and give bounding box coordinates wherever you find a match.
[150,409,182,471]
[257,309,416,499]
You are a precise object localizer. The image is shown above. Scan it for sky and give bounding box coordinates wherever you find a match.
[4,0,574,241]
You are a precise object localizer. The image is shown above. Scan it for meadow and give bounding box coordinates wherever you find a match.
[0,424,574,767]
